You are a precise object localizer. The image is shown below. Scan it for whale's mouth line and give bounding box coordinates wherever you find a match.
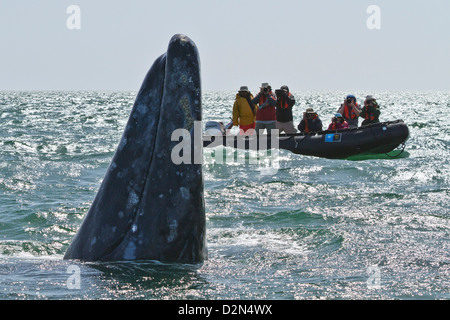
[101,56,167,260]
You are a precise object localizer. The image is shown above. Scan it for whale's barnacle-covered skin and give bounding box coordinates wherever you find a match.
[64,34,206,263]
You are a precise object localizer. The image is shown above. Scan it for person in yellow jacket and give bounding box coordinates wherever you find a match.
[232,86,256,134]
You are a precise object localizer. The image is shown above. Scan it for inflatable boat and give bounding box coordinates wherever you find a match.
[203,120,409,159]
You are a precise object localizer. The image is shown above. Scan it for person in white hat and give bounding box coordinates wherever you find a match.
[360,95,381,126]
[232,86,256,134]
[251,83,277,134]
[298,107,323,133]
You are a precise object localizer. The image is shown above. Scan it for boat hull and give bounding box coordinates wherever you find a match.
[204,120,410,159]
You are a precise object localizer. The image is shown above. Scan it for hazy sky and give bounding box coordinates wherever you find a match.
[0,0,449,91]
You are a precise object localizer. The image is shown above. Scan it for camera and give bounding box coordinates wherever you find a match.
[275,89,286,97]
[346,98,353,104]
[263,87,269,93]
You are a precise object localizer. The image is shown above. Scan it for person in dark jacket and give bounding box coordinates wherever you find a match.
[275,85,296,134]
[360,95,381,126]
[298,107,323,133]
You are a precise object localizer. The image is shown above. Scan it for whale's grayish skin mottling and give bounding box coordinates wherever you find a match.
[64,34,206,263]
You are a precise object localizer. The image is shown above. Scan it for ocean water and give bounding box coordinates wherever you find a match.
[0,91,449,300]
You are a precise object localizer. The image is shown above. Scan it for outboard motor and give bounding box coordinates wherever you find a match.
[205,121,226,135]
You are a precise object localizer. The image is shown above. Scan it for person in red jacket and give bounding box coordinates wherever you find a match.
[251,83,277,134]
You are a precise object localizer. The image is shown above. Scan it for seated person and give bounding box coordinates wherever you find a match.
[327,113,349,130]
[298,108,323,133]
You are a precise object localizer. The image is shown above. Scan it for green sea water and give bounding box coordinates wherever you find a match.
[0,91,448,299]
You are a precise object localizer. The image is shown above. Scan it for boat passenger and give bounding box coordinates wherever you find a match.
[232,86,256,135]
[337,95,361,128]
[327,113,349,130]
[252,83,277,134]
[360,95,381,126]
[275,85,297,134]
[298,107,323,133]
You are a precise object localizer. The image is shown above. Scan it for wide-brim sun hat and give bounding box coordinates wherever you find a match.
[239,86,250,92]
[306,107,315,114]
[260,83,269,88]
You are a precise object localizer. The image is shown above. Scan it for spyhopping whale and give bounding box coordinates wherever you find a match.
[64,34,206,263]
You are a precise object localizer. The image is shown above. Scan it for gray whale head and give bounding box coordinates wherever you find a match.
[64,34,206,263]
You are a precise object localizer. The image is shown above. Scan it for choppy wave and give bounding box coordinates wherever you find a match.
[0,91,449,299]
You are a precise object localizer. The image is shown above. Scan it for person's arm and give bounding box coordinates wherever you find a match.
[359,106,366,118]
[232,100,240,126]
[372,105,381,118]
[298,120,305,132]
[350,103,360,117]
[287,94,295,108]
[251,93,260,105]
[315,119,323,132]
[266,93,277,106]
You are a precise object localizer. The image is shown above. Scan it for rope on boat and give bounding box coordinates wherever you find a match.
[368,124,406,159]
[385,142,406,158]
